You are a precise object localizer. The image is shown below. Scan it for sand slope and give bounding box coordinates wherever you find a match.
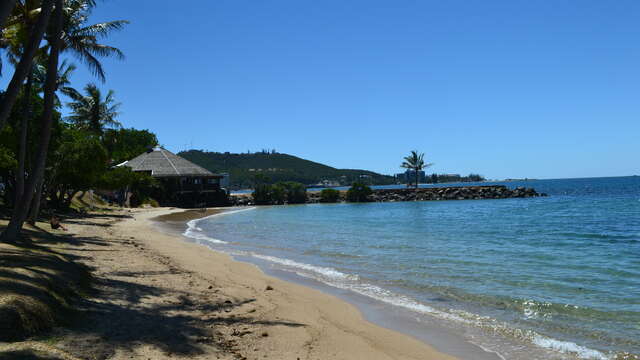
[43,208,456,360]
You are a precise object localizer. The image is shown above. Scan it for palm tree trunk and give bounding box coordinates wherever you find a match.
[0,0,53,132]
[0,0,16,32]
[0,0,62,243]
[14,67,33,207]
[27,175,44,225]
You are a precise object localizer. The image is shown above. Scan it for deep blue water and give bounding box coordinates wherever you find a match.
[188,177,640,359]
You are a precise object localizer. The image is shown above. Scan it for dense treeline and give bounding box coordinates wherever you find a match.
[427,173,486,183]
[179,149,396,189]
[0,1,155,243]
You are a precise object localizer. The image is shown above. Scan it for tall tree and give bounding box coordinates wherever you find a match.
[28,0,127,223]
[26,59,77,224]
[401,150,433,190]
[1,0,62,243]
[66,83,121,136]
[0,0,54,131]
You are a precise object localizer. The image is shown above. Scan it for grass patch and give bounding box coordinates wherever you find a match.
[0,234,91,342]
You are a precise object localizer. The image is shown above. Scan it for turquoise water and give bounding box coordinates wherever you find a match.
[187,176,640,359]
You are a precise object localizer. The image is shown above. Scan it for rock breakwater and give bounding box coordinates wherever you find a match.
[231,185,546,206]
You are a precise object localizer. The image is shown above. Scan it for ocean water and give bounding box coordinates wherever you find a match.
[185,176,640,359]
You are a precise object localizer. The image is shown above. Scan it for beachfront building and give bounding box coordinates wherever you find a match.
[394,169,426,184]
[120,147,228,207]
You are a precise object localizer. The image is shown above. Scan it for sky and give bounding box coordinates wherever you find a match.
[8,0,640,179]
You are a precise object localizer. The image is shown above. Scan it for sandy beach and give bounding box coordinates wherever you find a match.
[3,207,456,360]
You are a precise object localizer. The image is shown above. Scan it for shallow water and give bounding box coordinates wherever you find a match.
[187,176,640,359]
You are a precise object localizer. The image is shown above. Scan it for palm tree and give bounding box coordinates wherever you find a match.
[59,0,128,82]
[0,0,62,243]
[66,83,121,136]
[0,0,54,131]
[401,150,433,190]
[34,58,79,102]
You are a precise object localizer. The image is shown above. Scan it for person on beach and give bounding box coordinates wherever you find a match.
[50,216,68,231]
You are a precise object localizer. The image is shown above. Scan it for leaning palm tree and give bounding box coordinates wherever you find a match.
[401,150,433,190]
[0,0,54,131]
[2,0,126,242]
[66,83,121,136]
[0,0,63,243]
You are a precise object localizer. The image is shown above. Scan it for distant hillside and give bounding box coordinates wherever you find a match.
[178,150,395,189]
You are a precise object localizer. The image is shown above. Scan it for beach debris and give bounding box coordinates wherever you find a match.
[261,332,269,337]
[265,285,273,291]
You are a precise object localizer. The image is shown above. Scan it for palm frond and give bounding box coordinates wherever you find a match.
[75,20,129,39]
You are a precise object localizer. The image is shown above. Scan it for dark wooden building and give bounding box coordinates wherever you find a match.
[121,147,228,207]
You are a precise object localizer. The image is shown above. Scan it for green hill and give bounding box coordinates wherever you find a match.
[178,150,395,189]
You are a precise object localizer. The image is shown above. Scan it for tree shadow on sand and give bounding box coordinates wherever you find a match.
[57,270,305,359]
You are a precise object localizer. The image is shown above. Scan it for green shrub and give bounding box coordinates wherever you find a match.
[251,181,307,205]
[270,183,287,205]
[320,188,340,203]
[346,182,372,202]
[252,183,273,205]
[280,181,307,204]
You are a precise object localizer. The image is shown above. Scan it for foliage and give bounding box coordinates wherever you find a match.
[179,150,396,189]
[98,166,160,207]
[58,0,129,82]
[401,150,433,188]
[280,181,307,204]
[0,89,61,207]
[251,181,307,205]
[46,127,108,208]
[66,83,121,135]
[319,188,340,203]
[425,173,486,184]
[270,183,287,205]
[102,128,158,164]
[346,182,372,202]
[252,183,273,205]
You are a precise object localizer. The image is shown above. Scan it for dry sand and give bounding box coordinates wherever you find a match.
[28,207,457,360]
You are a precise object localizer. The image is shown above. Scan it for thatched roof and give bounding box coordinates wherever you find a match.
[121,147,220,177]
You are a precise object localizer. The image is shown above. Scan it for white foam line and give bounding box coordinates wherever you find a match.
[532,335,612,360]
[183,207,256,245]
[180,207,614,360]
[245,252,613,360]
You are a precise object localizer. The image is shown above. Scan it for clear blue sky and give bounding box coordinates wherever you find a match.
[19,1,640,178]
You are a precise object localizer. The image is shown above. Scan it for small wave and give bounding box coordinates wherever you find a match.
[249,253,468,323]
[183,227,228,244]
[249,252,616,360]
[251,254,359,281]
[182,207,256,245]
[533,335,612,360]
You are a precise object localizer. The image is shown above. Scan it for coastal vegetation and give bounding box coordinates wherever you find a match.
[319,188,340,203]
[179,149,396,189]
[0,1,158,242]
[400,150,433,189]
[346,182,373,202]
[252,181,308,205]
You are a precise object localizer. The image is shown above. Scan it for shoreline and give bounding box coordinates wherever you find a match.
[164,205,635,360]
[151,207,508,360]
[137,207,460,359]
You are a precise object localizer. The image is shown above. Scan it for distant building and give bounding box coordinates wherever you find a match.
[395,169,426,184]
[119,147,227,207]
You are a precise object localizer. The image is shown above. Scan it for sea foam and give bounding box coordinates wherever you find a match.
[183,207,256,245]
